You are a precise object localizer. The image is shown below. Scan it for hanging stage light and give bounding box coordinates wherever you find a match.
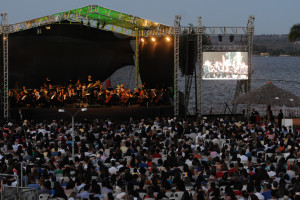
[45,25,51,30]
[37,28,42,35]
[141,38,145,42]
[166,37,171,42]
[151,37,156,42]
[230,35,234,42]
[218,35,223,42]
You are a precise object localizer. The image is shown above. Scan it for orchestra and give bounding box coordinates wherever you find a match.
[9,77,171,108]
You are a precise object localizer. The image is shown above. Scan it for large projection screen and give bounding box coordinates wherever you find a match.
[202,52,248,80]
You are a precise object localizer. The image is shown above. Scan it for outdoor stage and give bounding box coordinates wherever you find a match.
[11,105,173,121]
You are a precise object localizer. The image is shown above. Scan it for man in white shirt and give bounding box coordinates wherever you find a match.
[108,161,118,174]
[267,165,276,178]
[76,178,86,192]
[255,185,265,200]
[116,187,126,199]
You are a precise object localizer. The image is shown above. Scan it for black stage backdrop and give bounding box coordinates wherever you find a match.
[4,23,134,88]
[139,37,174,89]
[1,23,174,89]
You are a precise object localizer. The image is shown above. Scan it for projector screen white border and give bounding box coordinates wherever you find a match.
[202,52,248,80]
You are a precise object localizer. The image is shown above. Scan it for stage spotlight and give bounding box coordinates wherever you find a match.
[166,37,171,42]
[45,25,51,30]
[3,36,7,40]
[229,35,234,42]
[218,35,222,42]
[151,37,156,42]
[141,38,145,42]
[37,28,42,35]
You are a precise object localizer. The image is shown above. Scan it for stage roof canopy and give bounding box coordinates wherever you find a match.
[2,5,174,37]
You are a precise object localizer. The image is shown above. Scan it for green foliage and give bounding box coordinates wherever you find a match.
[253,43,300,56]
[288,24,300,43]
[253,44,268,54]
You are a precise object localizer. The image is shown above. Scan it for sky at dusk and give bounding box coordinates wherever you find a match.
[1,0,300,35]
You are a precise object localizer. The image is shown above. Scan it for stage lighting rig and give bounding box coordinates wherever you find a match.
[166,37,171,42]
[45,25,51,30]
[151,37,156,42]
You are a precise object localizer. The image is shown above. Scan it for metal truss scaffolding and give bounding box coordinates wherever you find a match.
[178,16,254,116]
[135,30,140,89]
[196,17,203,116]
[7,5,174,37]
[232,16,255,113]
[174,15,181,116]
[247,16,255,92]
[1,13,8,120]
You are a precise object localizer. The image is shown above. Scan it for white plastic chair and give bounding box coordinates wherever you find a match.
[165,192,174,198]
[219,186,226,194]
[265,153,274,160]
[39,194,50,200]
[174,191,184,199]
[139,192,146,199]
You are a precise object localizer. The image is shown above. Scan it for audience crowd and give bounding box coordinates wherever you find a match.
[0,111,300,200]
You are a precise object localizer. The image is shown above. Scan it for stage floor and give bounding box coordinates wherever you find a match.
[11,105,173,121]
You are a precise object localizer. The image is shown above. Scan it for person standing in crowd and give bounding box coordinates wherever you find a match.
[277,109,284,128]
[266,105,274,125]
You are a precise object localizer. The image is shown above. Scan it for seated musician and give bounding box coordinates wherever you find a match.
[22,85,28,95]
[44,77,52,89]
[87,75,93,84]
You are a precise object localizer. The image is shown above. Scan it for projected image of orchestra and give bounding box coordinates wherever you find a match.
[202,52,248,80]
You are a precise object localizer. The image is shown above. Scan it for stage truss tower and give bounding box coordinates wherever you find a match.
[180,16,254,116]
[1,13,9,120]
[174,15,181,116]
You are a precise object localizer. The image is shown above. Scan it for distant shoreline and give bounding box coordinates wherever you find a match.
[253,55,300,57]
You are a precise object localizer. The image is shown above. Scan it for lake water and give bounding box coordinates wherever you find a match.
[107,56,300,116]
